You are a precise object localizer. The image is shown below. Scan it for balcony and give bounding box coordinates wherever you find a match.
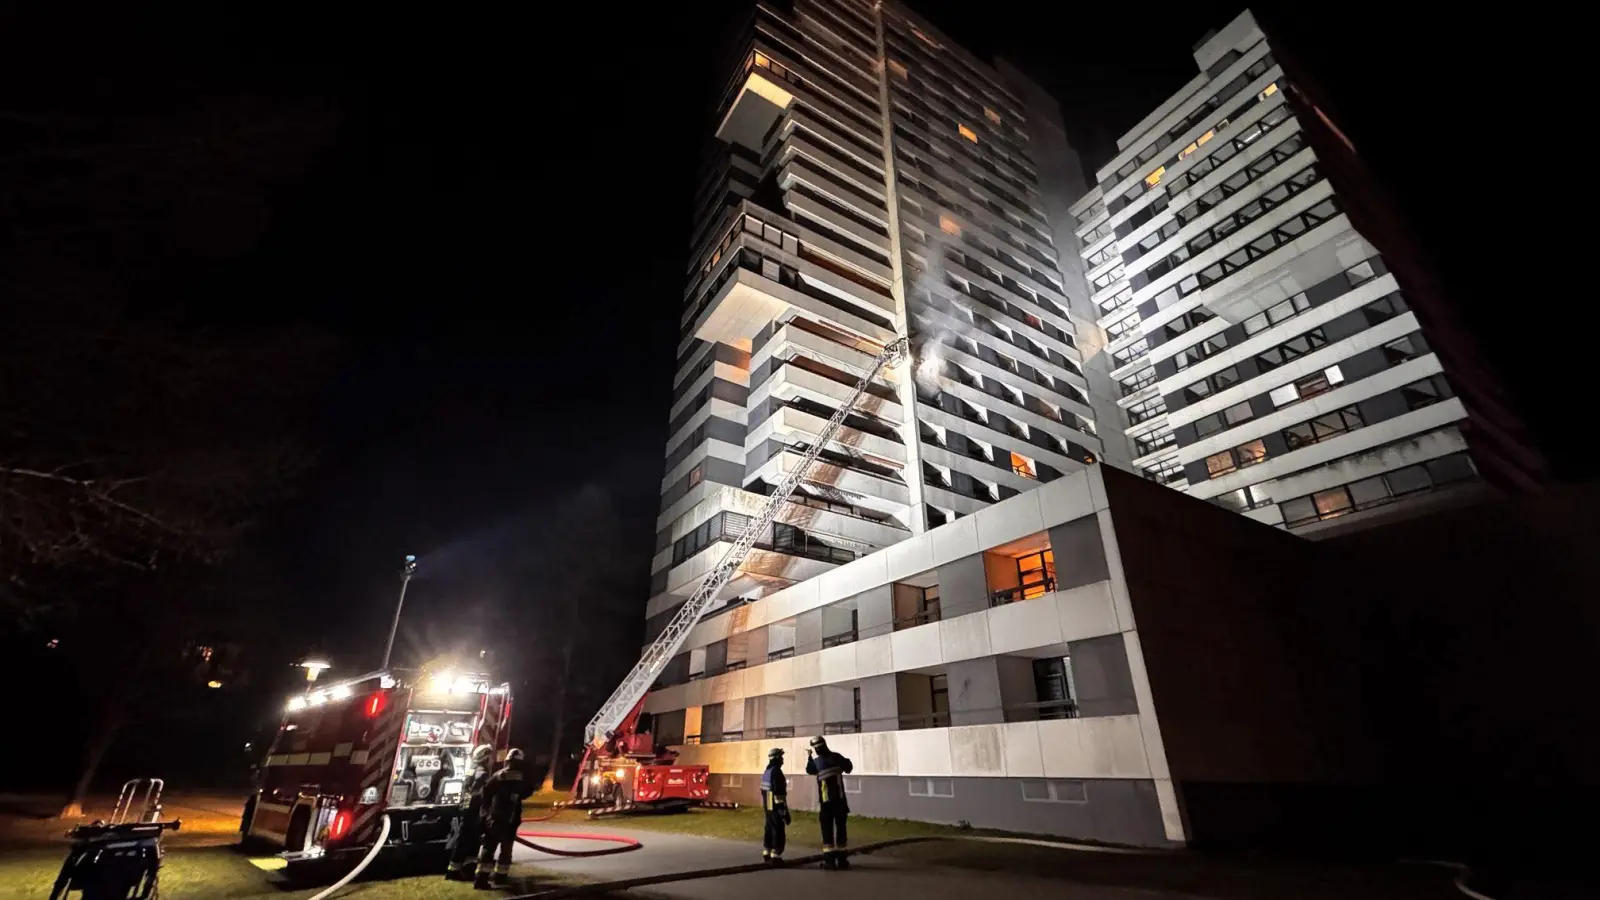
[694,267,792,346]
[989,574,1057,607]
[716,55,794,152]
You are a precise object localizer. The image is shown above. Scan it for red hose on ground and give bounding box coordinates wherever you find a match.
[515,829,642,858]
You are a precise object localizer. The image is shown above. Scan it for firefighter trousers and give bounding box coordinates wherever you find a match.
[819,801,848,856]
[474,821,516,884]
[762,807,787,857]
[446,811,482,873]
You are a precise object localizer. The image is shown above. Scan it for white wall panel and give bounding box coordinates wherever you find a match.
[1033,470,1095,524]
[890,622,942,671]
[973,487,1046,549]
[938,611,992,663]
[949,724,1006,776]
[1056,581,1121,641]
[928,516,981,567]
[855,634,894,678]
[1000,721,1045,777]
[895,728,953,776]
[790,651,822,690]
[818,643,858,683]
[988,593,1065,655]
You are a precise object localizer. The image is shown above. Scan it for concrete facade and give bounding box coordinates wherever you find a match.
[648,0,1115,635]
[1066,10,1541,538]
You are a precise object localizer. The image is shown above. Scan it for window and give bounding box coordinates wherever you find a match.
[1021,779,1088,803]
[687,465,703,488]
[1016,550,1057,598]
[984,106,1001,125]
[1258,82,1279,101]
[1283,406,1363,450]
[1401,375,1454,410]
[1362,293,1409,326]
[1242,293,1310,335]
[939,214,961,236]
[1256,328,1330,371]
[1010,451,1037,479]
[1278,452,1478,526]
[930,675,950,720]
[1205,439,1268,478]
[1145,165,1166,187]
[1194,401,1255,439]
[1311,487,1354,519]
[1211,484,1270,512]
[1382,333,1430,365]
[908,778,955,798]
[1031,657,1077,720]
[888,59,907,79]
[958,124,978,143]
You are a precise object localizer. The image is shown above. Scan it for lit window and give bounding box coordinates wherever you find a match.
[958,124,978,143]
[1144,166,1165,187]
[1010,452,1036,479]
[939,214,961,236]
[984,106,1001,125]
[1197,129,1216,146]
[888,59,907,79]
[1258,82,1279,101]
[1177,142,1200,162]
[753,52,770,70]
[688,465,703,488]
[912,27,941,49]
[1016,550,1056,598]
[1269,383,1300,407]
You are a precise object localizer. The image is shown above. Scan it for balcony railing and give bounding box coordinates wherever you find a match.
[763,726,796,738]
[988,576,1057,607]
[821,631,859,649]
[767,647,796,661]
[823,721,861,735]
[724,659,748,672]
[892,609,941,630]
[684,734,702,745]
[897,712,952,730]
[1012,699,1080,721]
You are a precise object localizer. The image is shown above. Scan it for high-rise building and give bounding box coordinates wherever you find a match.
[650,0,1114,640]
[1072,10,1544,536]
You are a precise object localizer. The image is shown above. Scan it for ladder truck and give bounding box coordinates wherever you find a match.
[569,335,911,811]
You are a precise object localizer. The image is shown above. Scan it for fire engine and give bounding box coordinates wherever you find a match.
[241,667,511,863]
[569,337,910,811]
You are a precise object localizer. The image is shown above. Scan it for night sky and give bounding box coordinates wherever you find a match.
[1,2,1570,694]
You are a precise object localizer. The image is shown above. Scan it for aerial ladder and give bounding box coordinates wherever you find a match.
[570,335,911,809]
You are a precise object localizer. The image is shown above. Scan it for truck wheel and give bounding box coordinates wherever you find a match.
[284,807,312,853]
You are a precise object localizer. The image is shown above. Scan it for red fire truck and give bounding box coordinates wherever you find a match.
[240,668,511,863]
[569,698,708,810]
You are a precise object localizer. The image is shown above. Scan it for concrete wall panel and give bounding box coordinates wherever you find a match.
[855,634,894,678]
[890,622,942,671]
[819,643,858,683]
[939,609,993,663]
[988,593,1065,654]
[895,729,953,776]
[950,724,1006,776]
[1056,580,1121,641]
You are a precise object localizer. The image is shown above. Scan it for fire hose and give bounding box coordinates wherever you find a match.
[515,829,642,858]
[303,811,393,900]
[503,833,1498,900]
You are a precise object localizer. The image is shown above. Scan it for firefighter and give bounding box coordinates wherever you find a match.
[474,749,534,890]
[759,747,790,863]
[805,736,854,870]
[445,744,494,881]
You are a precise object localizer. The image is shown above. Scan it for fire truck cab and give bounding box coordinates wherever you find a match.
[241,668,511,863]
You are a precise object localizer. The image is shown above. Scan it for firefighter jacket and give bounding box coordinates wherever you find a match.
[760,760,788,811]
[459,763,491,815]
[483,760,534,825]
[805,749,853,808]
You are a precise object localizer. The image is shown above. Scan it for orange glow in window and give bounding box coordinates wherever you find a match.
[939,214,961,236]
[1144,166,1165,187]
[984,106,1001,125]
[1010,452,1036,479]
[888,59,907,79]
[958,124,977,143]
[753,52,771,70]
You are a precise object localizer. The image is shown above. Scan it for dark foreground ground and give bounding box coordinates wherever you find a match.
[0,793,1583,900]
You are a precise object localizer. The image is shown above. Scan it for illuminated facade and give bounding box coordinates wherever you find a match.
[648,0,1116,639]
[1071,10,1542,535]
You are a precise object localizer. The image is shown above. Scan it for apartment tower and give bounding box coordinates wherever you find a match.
[1071,11,1543,535]
[651,0,1113,641]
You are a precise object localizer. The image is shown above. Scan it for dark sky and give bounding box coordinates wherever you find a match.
[1,3,1572,678]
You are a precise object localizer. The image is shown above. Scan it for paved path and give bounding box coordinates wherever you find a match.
[512,825,1182,900]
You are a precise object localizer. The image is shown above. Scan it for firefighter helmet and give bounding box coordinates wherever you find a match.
[809,736,828,753]
[768,747,785,760]
[506,748,525,762]
[471,744,494,764]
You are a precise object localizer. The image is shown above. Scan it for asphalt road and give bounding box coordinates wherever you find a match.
[513,825,1187,900]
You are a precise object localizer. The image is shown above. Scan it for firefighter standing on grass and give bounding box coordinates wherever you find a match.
[805,736,854,870]
[760,747,790,863]
[474,749,534,890]
[445,744,495,881]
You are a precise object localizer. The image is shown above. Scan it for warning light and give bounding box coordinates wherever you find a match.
[329,809,351,841]
[364,691,388,719]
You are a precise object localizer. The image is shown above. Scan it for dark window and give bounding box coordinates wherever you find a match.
[1400,375,1454,411]
[1362,293,1409,326]
[1031,657,1077,720]
[1283,406,1364,450]
[1383,333,1431,365]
